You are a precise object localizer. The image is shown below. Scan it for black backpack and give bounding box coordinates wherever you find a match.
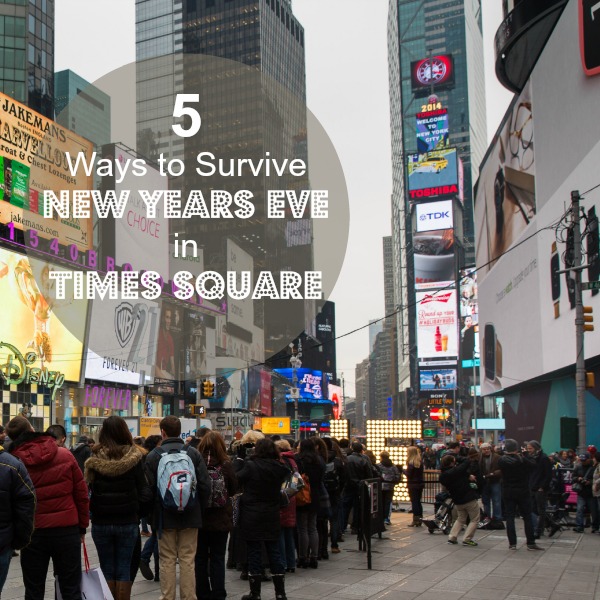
[323,460,340,494]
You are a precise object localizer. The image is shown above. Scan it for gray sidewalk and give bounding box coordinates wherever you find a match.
[2,511,599,600]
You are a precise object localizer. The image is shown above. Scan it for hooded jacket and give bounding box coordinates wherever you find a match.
[236,457,290,541]
[498,452,537,498]
[85,444,152,525]
[10,432,89,532]
[0,447,36,553]
[71,442,92,474]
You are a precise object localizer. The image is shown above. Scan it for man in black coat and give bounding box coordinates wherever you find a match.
[498,439,544,551]
[0,443,36,596]
[70,435,92,473]
[525,440,553,538]
[341,442,373,534]
[439,452,481,547]
[145,416,211,600]
[572,452,598,533]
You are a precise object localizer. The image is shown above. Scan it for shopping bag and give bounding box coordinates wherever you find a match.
[56,541,114,600]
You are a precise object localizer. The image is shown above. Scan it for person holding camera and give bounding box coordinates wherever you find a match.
[572,452,598,533]
[498,439,544,550]
[439,450,482,547]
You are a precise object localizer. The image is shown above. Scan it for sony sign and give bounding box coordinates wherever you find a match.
[415,199,453,233]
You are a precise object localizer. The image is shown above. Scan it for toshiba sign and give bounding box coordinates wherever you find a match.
[415,199,453,232]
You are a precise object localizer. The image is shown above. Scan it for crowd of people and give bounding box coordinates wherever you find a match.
[1,418,599,600]
[429,439,600,549]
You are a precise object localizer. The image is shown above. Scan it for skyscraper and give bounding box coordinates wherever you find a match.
[0,0,54,117]
[388,0,487,415]
[135,0,314,363]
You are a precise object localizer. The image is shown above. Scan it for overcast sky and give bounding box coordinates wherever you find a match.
[55,0,512,396]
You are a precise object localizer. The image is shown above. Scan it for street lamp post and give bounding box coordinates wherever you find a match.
[289,341,302,442]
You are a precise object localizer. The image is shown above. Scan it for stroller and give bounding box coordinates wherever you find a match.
[423,491,454,534]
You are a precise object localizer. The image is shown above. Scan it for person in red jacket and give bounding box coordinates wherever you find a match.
[7,416,89,600]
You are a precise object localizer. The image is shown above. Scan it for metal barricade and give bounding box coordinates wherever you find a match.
[422,469,442,504]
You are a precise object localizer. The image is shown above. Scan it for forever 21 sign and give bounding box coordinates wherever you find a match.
[580,0,600,76]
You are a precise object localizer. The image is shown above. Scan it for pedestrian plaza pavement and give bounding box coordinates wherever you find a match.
[2,509,599,600]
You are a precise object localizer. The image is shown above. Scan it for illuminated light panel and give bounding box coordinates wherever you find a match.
[366,419,422,502]
[329,419,349,440]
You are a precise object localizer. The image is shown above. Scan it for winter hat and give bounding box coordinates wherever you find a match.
[504,439,519,453]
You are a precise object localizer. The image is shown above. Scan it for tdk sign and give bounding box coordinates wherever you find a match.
[415,199,453,232]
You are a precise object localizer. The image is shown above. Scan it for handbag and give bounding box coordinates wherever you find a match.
[295,473,312,506]
[571,481,583,493]
[232,492,243,527]
[56,542,114,600]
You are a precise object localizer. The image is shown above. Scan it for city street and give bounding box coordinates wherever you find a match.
[2,510,598,600]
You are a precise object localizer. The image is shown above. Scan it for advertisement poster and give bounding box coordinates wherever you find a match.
[475,80,536,279]
[0,91,94,250]
[111,146,169,277]
[413,228,455,290]
[419,369,457,391]
[407,148,459,201]
[416,108,449,153]
[0,248,87,382]
[85,297,159,385]
[416,290,458,359]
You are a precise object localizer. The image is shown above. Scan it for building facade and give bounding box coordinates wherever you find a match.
[387,0,487,419]
[0,0,54,117]
[54,70,111,148]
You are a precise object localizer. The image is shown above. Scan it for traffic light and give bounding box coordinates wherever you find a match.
[202,379,215,399]
[190,405,206,416]
[584,306,594,332]
[586,372,596,389]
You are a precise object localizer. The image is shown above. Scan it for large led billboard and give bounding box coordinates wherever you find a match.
[274,367,332,404]
[416,290,458,359]
[407,148,459,201]
[416,108,449,153]
[0,248,87,382]
[415,200,454,233]
[328,383,343,419]
[419,368,457,391]
[410,55,455,94]
[0,92,93,250]
[85,297,159,385]
[459,268,479,366]
[414,228,455,290]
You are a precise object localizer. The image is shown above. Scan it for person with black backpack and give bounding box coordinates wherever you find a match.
[377,452,402,526]
[145,416,211,600]
[196,431,237,600]
[322,437,346,553]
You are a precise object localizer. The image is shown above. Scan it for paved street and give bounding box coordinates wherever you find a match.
[2,509,599,600]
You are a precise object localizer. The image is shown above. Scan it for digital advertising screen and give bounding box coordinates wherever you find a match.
[419,368,457,391]
[0,92,94,251]
[0,248,88,382]
[407,148,459,201]
[413,228,455,291]
[416,108,449,153]
[410,55,455,94]
[416,290,459,359]
[274,367,331,404]
[415,199,454,233]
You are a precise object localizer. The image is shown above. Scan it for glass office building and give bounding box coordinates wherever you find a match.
[0,0,54,117]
